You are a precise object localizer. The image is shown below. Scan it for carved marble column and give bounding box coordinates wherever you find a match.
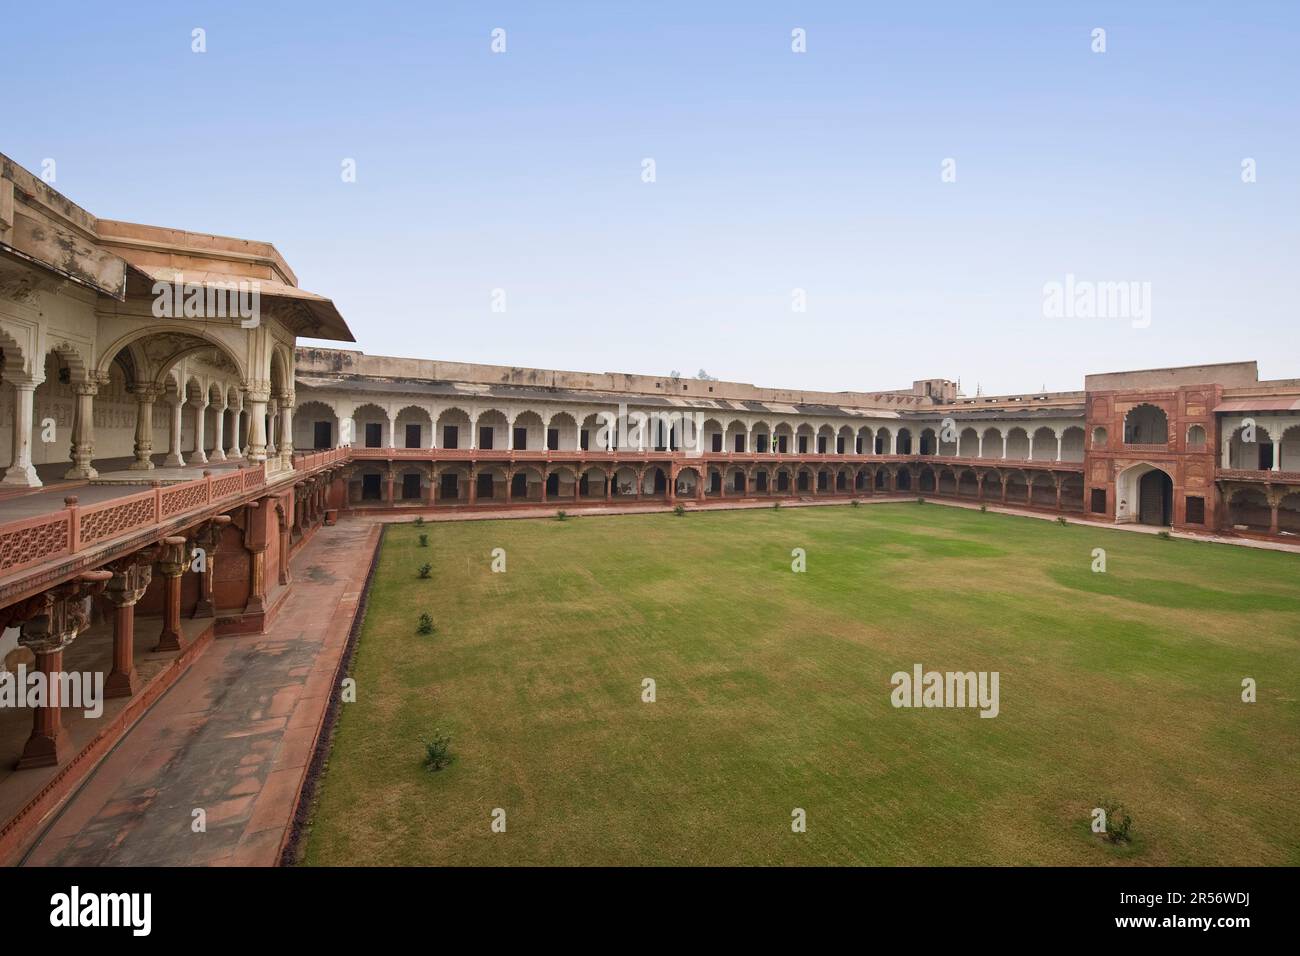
[191,393,209,465]
[2,378,41,487]
[65,374,106,480]
[244,387,269,463]
[278,395,294,468]
[164,395,186,468]
[129,384,163,470]
[210,398,227,462]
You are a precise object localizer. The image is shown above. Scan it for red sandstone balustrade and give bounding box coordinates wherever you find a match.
[1217,467,1300,482]
[0,458,296,578]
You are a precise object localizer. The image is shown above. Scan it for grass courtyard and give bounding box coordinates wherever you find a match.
[302,503,1300,866]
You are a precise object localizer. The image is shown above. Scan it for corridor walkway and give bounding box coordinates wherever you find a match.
[18,518,379,866]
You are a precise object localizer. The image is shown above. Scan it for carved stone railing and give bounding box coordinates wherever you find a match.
[0,463,266,577]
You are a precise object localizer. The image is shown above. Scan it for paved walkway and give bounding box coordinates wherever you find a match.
[19,519,378,867]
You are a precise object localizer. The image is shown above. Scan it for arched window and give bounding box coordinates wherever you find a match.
[1186,424,1207,449]
[1123,404,1168,444]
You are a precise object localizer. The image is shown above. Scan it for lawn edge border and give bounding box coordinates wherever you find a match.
[278,521,387,866]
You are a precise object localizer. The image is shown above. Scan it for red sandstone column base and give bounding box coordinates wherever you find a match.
[16,724,69,770]
[104,666,140,699]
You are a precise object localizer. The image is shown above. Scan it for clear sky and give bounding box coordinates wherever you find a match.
[8,1,1298,395]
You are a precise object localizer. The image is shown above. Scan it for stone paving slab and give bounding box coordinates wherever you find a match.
[19,519,380,867]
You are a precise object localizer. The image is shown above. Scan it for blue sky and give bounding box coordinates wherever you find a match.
[8,1,1298,394]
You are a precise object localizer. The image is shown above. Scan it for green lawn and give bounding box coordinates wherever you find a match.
[302,503,1300,866]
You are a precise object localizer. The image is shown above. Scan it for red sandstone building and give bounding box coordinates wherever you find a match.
[1,154,1297,862]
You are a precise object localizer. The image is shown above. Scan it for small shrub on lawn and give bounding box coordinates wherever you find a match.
[1157,530,1172,540]
[1057,516,1068,526]
[851,499,860,508]
[916,497,925,505]
[980,504,988,512]
[413,516,424,527]
[418,533,429,547]
[673,504,686,516]
[423,731,453,772]
[1098,802,1133,844]
[772,500,782,510]
[417,563,432,579]
[555,509,568,521]
[416,613,434,635]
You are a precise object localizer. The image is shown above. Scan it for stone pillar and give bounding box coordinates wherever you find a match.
[275,501,293,586]
[210,400,227,462]
[164,395,186,467]
[65,376,104,480]
[2,379,41,487]
[468,467,477,504]
[1055,435,1062,462]
[193,517,229,617]
[266,400,278,457]
[192,395,209,465]
[244,388,269,463]
[104,556,152,698]
[15,576,107,768]
[228,406,243,459]
[154,536,190,652]
[385,469,396,504]
[129,384,162,470]
[279,398,294,468]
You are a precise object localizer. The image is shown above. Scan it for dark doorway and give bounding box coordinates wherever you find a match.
[896,469,912,491]
[797,472,809,491]
[755,471,768,491]
[361,473,381,500]
[836,437,845,454]
[580,429,590,450]
[402,473,421,500]
[1138,469,1172,526]
[479,427,494,450]
[817,436,827,454]
[734,434,745,453]
[712,434,723,453]
[777,435,788,454]
[653,469,666,493]
[777,471,789,491]
[364,423,382,448]
[1090,488,1107,514]
[710,472,722,493]
[546,473,559,497]
[511,473,528,498]
[313,421,332,449]
[442,425,459,449]
[440,473,459,501]
[734,472,746,493]
[477,472,495,499]
[817,471,829,491]
[513,427,527,450]
[756,434,768,453]
[798,436,808,454]
[405,423,421,448]
[547,428,559,450]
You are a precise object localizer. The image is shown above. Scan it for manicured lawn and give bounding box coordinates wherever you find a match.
[302,503,1300,865]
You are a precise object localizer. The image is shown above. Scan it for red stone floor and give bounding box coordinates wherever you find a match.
[18,518,379,866]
